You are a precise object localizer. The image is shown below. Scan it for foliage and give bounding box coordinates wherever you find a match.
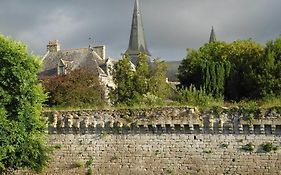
[255,36,281,97]
[239,101,261,121]
[225,40,264,100]
[0,34,49,173]
[259,94,281,108]
[110,54,136,105]
[178,42,231,98]
[86,168,93,175]
[178,37,281,101]
[148,58,170,98]
[242,142,255,152]
[85,157,93,175]
[173,85,223,108]
[110,54,170,106]
[140,92,164,106]
[261,143,278,152]
[73,161,84,168]
[41,68,105,108]
[134,53,150,96]
[85,157,93,167]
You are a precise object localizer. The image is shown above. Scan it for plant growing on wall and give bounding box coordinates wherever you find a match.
[242,142,255,152]
[261,143,278,152]
[85,157,93,175]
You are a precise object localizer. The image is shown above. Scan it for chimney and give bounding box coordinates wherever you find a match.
[47,40,61,52]
[93,45,106,59]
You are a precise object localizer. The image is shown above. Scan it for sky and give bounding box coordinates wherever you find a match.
[0,0,281,61]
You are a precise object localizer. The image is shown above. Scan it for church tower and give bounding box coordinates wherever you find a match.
[125,0,150,65]
[209,26,216,43]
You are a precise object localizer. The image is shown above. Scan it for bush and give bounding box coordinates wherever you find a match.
[41,68,105,108]
[173,85,223,108]
[0,34,49,173]
[140,92,164,106]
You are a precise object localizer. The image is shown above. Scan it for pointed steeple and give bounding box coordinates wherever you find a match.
[125,0,150,65]
[209,26,216,43]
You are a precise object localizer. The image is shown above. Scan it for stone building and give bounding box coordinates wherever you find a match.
[40,40,115,99]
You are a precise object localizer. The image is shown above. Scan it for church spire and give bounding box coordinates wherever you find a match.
[125,0,150,65]
[209,26,216,43]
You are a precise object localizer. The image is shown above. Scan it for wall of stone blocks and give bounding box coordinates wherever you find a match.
[18,107,281,175]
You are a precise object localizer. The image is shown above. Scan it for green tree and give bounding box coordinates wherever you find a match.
[225,40,264,100]
[134,53,150,96]
[178,42,230,98]
[149,58,170,98]
[110,54,170,106]
[0,35,49,173]
[178,49,203,88]
[255,35,281,97]
[110,54,136,105]
[42,68,105,108]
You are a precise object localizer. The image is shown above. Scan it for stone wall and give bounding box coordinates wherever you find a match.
[20,107,281,175]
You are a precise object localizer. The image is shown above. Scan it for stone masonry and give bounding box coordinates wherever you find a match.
[18,107,281,175]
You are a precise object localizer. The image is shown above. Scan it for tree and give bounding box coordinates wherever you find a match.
[149,58,170,98]
[178,42,230,98]
[255,35,281,97]
[0,34,49,173]
[41,68,105,107]
[134,53,150,96]
[225,40,264,100]
[110,54,136,105]
[110,53,170,106]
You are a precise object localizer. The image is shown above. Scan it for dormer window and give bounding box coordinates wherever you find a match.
[58,64,65,75]
[57,59,66,75]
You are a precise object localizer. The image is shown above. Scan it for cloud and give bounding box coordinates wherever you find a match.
[0,0,281,61]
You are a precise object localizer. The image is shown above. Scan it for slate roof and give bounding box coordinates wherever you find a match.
[40,47,107,77]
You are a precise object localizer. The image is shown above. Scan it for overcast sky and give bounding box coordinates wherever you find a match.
[0,0,281,61]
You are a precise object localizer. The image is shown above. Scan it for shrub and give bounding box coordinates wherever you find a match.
[140,92,164,106]
[41,68,105,108]
[173,85,223,108]
[0,34,49,173]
